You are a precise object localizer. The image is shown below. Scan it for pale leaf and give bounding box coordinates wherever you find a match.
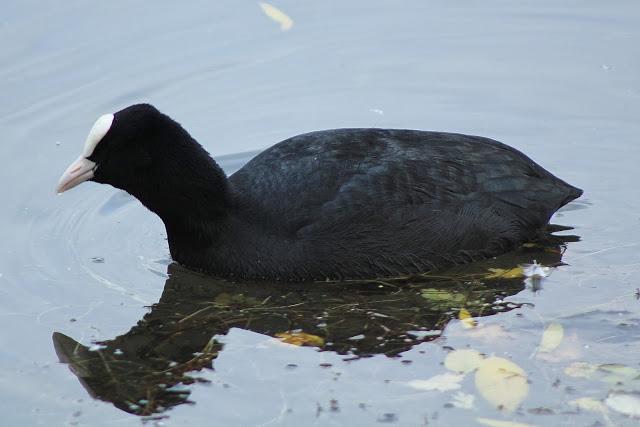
[407,373,464,391]
[450,391,475,409]
[605,391,640,417]
[564,362,597,378]
[476,417,534,427]
[598,363,640,385]
[538,322,564,353]
[569,397,608,413]
[444,349,484,374]
[536,333,582,362]
[475,357,529,412]
[455,324,512,342]
[259,3,293,31]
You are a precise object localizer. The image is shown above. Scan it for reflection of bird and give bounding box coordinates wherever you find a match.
[52,229,576,416]
[57,104,582,280]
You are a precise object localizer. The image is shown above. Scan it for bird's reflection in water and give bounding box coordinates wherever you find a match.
[53,227,578,417]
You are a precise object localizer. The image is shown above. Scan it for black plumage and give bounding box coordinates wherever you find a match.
[83,104,582,281]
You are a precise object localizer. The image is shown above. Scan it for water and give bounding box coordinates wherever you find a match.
[1,1,639,425]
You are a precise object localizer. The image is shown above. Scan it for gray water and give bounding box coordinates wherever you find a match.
[1,1,640,426]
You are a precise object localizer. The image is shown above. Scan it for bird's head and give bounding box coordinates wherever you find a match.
[56,103,171,195]
[56,103,227,221]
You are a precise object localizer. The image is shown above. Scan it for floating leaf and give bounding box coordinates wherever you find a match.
[538,322,564,353]
[598,364,640,385]
[420,288,467,304]
[259,2,293,31]
[564,362,598,378]
[407,373,464,391]
[536,333,582,363]
[476,417,534,427]
[450,391,475,409]
[475,357,528,412]
[569,397,608,413]
[484,267,524,279]
[605,391,640,417]
[214,292,232,306]
[444,349,484,374]
[275,331,324,347]
[454,324,512,342]
[459,308,478,329]
[565,362,640,386]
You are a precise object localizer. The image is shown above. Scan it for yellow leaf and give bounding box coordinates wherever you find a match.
[484,267,524,279]
[445,349,484,374]
[476,418,534,427]
[538,322,564,353]
[420,288,467,304]
[459,308,478,329]
[475,357,528,412]
[259,3,293,31]
[275,331,324,347]
[569,397,608,413]
[214,292,231,306]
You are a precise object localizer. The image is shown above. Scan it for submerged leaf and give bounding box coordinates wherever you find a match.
[259,2,294,31]
[450,391,475,409]
[444,349,484,374]
[484,267,524,279]
[476,417,534,427]
[407,373,464,391]
[475,357,529,412]
[569,397,608,413]
[536,333,582,362]
[598,364,640,385]
[538,322,564,353]
[564,362,598,378]
[275,331,324,347]
[565,362,640,387]
[459,308,478,329]
[420,288,467,304]
[605,391,640,417]
[454,324,512,342]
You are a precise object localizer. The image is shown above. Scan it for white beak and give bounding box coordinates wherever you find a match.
[56,156,97,194]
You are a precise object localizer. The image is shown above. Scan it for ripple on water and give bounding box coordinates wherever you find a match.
[28,185,167,304]
[98,190,136,215]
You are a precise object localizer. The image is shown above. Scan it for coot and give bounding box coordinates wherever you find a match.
[57,104,582,281]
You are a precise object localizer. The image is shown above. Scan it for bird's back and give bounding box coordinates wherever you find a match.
[226,129,581,279]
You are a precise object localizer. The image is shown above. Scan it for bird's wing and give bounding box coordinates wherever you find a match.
[229,129,577,252]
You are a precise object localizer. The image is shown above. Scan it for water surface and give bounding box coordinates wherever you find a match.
[1,1,640,425]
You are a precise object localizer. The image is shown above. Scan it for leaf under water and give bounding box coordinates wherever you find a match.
[259,2,293,31]
[475,357,529,412]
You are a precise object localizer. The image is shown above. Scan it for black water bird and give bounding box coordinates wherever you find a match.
[56,104,582,281]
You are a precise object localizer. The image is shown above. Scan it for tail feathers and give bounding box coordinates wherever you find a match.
[558,184,583,209]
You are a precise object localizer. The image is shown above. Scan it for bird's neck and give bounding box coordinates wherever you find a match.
[129,152,237,263]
